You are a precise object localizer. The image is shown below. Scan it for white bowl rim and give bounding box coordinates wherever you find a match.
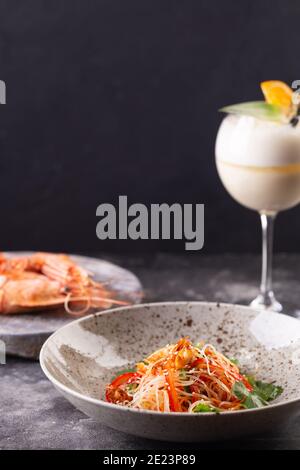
[40,301,300,418]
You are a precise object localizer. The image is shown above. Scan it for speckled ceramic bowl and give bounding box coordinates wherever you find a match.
[40,302,300,442]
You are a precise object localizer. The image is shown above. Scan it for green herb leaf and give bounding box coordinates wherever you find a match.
[220,101,285,122]
[192,403,220,414]
[229,357,240,366]
[126,383,139,394]
[232,381,266,409]
[246,377,283,402]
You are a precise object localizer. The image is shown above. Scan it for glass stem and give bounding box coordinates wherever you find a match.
[260,212,276,299]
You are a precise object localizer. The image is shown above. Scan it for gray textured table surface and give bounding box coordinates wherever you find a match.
[1,253,300,450]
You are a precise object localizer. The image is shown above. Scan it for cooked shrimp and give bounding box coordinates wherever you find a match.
[0,252,126,315]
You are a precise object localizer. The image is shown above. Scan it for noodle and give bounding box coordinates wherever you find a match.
[105,337,283,413]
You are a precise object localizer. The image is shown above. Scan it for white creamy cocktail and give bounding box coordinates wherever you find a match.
[216,115,300,213]
[215,81,300,312]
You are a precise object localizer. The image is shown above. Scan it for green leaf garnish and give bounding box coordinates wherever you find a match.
[232,379,283,410]
[192,403,220,414]
[232,382,266,409]
[126,382,139,394]
[229,357,240,366]
[246,376,283,402]
[220,101,285,122]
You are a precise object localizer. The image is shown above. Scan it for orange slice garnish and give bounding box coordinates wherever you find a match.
[261,81,293,110]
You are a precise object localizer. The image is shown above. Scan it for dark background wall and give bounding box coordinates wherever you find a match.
[0,0,299,253]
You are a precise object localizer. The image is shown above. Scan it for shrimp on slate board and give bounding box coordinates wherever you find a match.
[0,252,126,315]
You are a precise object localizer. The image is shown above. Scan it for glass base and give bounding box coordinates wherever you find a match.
[250,291,283,313]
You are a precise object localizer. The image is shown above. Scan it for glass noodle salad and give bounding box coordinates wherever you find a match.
[105,338,283,413]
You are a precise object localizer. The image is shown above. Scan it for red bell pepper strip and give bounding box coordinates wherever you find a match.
[106,372,141,403]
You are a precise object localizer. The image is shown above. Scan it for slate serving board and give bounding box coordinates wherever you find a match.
[0,253,143,359]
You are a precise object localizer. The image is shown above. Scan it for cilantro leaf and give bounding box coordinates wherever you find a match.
[232,381,266,409]
[192,403,220,414]
[126,382,139,393]
[229,357,240,366]
[246,377,283,402]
